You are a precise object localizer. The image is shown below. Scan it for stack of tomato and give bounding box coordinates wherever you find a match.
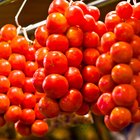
[0,0,140,137]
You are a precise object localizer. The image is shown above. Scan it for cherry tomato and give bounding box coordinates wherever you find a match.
[33,39,43,50]
[128,100,139,114]
[0,75,10,93]
[88,6,100,21]
[129,58,140,74]
[90,103,103,116]
[34,91,46,102]
[131,75,140,95]
[132,109,140,123]
[25,45,36,61]
[132,2,140,20]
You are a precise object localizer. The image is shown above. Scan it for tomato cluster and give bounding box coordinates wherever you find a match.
[0,0,140,137]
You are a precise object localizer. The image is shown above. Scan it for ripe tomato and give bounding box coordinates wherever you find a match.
[88,6,100,21]
[112,84,137,107]
[111,64,133,84]
[0,59,11,76]
[8,53,26,71]
[7,87,24,105]
[0,75,10,93]
[4,105,22,123]
[66,26,83,48]
[8,70,25,88]
[0,93,10,114]
[129,58,140,74]
[31,120,48,137]
[25,45,36,61]
[131,75,140,95]
[65,67,83,90]
[38,96,60,118]
[128,100,139,114]
[110,107,132,129]
[0,24,17,41]
[132,2,140,20]
[43,51,68,74]
[35,25,49,47]
[46,34,69,53]
[33,39,43,50]
[59,89,83,112]
[34,91,46,103]
[0,42,11,59]
[82,83,100,103]
[97,93,116,115]
[43,74,68,99]
[132,109,140,123]
[110,41,133,63]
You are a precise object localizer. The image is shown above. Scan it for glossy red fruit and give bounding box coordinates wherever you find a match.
[111,64,133,84]
[43,74,68,99]
[0,75,10,93]
[59,89,83,112]
[129,58,140,74]
[33,39,43,50]
[0,93,10,114]
[132,2,140,20]
[34,91,46,103]
[7,87,24,105]
[38,96,60,118]
[25,45,36,61]
[97,93,116,115]
[91,103,103,116]
[131,75,140,94]
[112,84,137,107]
[31,120,48,137]
[46,12,68,34]
[88,6,100,21]
[132,109,140,123]
[128,100,138,114]
[110,107,132,129]
[46,34,69,53]
[43,51,68,74]
[4,105,22,123]
[110,41,133,63]
[65,67,83,90]
[82,83,100,103]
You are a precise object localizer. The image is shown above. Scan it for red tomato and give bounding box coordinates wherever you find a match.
[131,75,140,95]
[112,84,137,107]
[59,89,83,112]
[0,59,11,76]
[0,42,11,59]
[43,74,68,99]
[129,58,140,74]
[88,6,100,21]
[31,120,48,137]
[0,75,10,93]
[7,87,24,105]
[46,34,69,53]
[128,100,139,114]
[33,39,43,50]
[43,51,68,74]
[90,103,103,116]
[0,93,10,114]
[132,109,140,123]
[4,105,22,123]
[25,45,36,61]
[8,53,26,71]
[132,2,140,20]
[65,67,83,90]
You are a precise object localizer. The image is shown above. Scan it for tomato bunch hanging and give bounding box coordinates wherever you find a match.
[0,0,140,137]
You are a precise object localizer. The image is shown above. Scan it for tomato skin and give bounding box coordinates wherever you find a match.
[131,75,140,95]
[132,2,140,20]
[65,67,83,90]
[34,91,46,103]
[25,45,36,61]
[33,39,43,50]
[38,96,60,118]
[88,6,100,21]
[0,93,10,114]
[43,74,69,99]
[65,47,83,67]
[59,89,83,113]
[128,100,138,114]
[0,75,10,93]
[8,53,26,71]
[4,105,22,123]
[0,59,11,76]
[129,58,140,74]
[132,109,140,123]
[43,51,68,75]
[0,42,11,59]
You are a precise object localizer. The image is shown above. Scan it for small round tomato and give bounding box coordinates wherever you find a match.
[65,47,83,67]
[35,25,49,47]
[38,96,60,118]
[132,109,140,123]
[31,120,48,137]
[112,84,137,107]
[82,65,101,84]
[34,91,46,102]
[128,100,138,114]
[0,24,17,41]
[88,6,100,21]
[97,93,116,115]
[131,75,140,95]
[8,53,26,71]
[43,51,68,74]
[25,45,36,61]
[0,42,11,59]
[0,59,11,76]
[22,93,36,109]
[33,39,43,50]
[20,109,35,125]
[7,87,24,105]
[0,93,10,114]
[82,83,100,103]
[43,74,68,99]
[110,41,133,63]
[59,89,83,113]
[8,70,25,88]
[111,64,133,84]
[0,75,10,93]
[66,26,83,48]
[129,58,140,74]
[132,2,140,20]
[65,67,83,90]
[110,107,132,129]
[83,48,100,65]
[46,34,69,53]
[4,105,22,123]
